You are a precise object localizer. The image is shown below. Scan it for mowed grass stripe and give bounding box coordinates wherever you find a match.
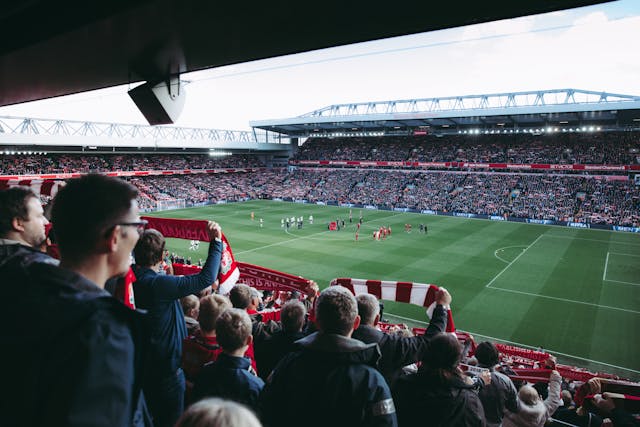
[149,200,640,373]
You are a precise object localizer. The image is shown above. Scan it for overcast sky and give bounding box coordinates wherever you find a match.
[1,0,639,131]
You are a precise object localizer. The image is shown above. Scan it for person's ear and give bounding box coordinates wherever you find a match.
[246,334,253,346]
[11,217,25,232]
[105,225,121,253]
[373,313,380,326]
[353,314,361,330]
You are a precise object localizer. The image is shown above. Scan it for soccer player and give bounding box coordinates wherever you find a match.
[259,218,263,228]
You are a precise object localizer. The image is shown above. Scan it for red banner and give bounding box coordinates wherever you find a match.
[142,216,213,242]
[173,261,314,295]
[289,160,638,172]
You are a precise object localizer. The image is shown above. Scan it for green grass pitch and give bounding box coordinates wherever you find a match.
[147,200,640,379]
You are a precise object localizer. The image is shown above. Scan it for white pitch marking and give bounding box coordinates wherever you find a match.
[486,234,545,288]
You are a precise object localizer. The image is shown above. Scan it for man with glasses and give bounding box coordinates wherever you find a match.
[0,174,152,427]
[133,222,222,427]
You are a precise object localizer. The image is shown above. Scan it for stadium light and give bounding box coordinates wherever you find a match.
[597,126,601,131]
[588,126,595,132]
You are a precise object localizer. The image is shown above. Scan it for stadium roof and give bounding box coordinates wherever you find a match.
[0,1,611,109]
[250,89,640,137]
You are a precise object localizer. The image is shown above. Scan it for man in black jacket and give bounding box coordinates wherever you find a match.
[0,186,54,266]
[351,288,450,388]
[260,286,397,427]
[474,341,519,427]
[257,299,308,380]
[0,174,152,427]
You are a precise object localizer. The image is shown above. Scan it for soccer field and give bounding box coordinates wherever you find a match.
[148,200,640,379]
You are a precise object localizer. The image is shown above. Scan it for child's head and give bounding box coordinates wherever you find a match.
[216,308,252,352]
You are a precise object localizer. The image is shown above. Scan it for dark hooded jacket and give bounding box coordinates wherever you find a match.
[352,304,448,387]
[260,332,397,427]
[0,256,151,427]
[394,369,486,427]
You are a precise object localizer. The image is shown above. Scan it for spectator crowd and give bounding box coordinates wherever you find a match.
[126,169,639,227]
[1,176,639,427]
[294,133,640,165]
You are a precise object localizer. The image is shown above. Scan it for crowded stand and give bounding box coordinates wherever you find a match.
[0,153,264,175]
[119,169,640,227]
[2,173,639,427]
[293,133,640,165]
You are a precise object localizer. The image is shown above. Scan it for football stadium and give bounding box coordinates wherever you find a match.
[1,1,639,426]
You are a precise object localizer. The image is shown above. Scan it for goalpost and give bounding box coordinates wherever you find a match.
[155,199,186,211]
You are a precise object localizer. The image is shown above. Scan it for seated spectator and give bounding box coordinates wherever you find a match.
[134,224,223,427]
[503,370,562,427]
[260,286,397,427]
[175,398,262,427]
[474,341,519,427]
[257,300,307,380]
[352,289,450,388]
[182,294,201,336]
[192,309,264,411]
[394,332,489,427]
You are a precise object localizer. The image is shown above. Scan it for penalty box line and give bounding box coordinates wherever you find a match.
[486,236,640,314]
[603,251,640,287]
[485,234,545,288]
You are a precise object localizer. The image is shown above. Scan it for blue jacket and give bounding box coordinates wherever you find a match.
[0,256,151,427]
[192,352,264,410]
[134,239,222,373]
[260,332,398,427]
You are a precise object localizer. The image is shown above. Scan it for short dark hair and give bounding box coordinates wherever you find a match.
[228,284,252,309]
[216,308,252,351]
[0,186,37,237]
[51,174,138,259]
[280,300,306,332]
[315,286,357,336]
[423,333,462,373]
[133,229,165,267]
[474,341,499,368]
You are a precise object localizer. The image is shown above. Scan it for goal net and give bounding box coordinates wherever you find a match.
[155,199,186,211]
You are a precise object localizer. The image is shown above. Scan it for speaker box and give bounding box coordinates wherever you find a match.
[128,77,185,125]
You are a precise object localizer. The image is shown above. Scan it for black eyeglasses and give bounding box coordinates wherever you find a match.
[115,220,148,235]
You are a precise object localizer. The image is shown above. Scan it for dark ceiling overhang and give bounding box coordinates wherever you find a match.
[0,0,612,108]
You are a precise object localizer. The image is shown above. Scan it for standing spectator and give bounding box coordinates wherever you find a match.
[474,341,519,427]
[182,294,232,384]
[257,300,308,380]
[176,398,262,427]
[0,174,151,426]
[134,223,223,427]
[260,286,397,427]
[182,294,201,336]
[503,370,562,427]
[352,289,449,388]
[394,332,488,427]
[192,309,264,410]
[0,186,53,265]
[229,284,281,344]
